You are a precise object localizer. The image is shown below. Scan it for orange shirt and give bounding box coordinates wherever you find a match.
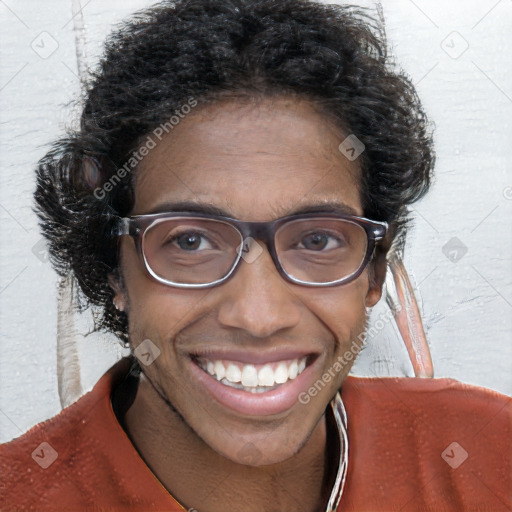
[1,357,510,511]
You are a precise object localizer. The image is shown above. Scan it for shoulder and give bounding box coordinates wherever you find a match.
[339,376,511,511]
[342,374,511,423]
[0,357,182,511]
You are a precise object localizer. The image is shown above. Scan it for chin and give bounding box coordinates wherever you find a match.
[198,416,320,467]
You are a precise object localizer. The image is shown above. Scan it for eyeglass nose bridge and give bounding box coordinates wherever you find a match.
[230,219,287,279]
[236,220,277,247]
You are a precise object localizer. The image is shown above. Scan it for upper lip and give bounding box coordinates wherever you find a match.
[190,348,317,365]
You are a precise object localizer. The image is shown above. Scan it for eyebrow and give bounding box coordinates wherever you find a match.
[143,200,360,218]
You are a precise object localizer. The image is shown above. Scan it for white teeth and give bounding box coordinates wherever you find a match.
[225,363,241,383]
[288,360,298,380]
[258,365,274,386]
[241,365,258,387]
[197,356,309,390]
[219,378,279,393]
[274,362,288,384]
[214,361,225,380]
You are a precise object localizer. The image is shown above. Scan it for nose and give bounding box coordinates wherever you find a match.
[217,242,303,338]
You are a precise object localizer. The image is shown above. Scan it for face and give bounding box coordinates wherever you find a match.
[111,97,383,466]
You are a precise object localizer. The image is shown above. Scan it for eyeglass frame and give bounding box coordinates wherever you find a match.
[114,211,388,289]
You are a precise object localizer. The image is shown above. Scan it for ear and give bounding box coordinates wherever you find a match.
[108,270,128,313]
[365,247,388,308]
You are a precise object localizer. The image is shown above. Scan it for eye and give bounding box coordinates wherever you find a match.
[297,231,346,251]
[166,231,215,251]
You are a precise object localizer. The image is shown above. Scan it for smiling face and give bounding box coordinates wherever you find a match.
[111,96,384,466]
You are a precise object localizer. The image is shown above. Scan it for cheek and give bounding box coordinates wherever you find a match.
[127,285,211,344]
[306,274,369,344]
[120,243,211,343]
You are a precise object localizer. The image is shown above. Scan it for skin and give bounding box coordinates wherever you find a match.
[110,96,386,512]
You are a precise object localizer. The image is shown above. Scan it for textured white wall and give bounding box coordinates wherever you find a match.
[1,0,511,443]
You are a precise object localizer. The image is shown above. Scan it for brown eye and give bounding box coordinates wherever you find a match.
[298,231,345,251]
[302,233,328,250]
[176,233,202,250]
[165,232,213,251]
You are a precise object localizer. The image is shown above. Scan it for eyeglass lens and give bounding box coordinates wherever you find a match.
[142,217,368,285]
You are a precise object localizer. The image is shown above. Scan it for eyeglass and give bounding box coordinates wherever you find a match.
[114,211,388,288]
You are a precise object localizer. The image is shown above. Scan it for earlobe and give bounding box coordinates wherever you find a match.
[364,252,387,307]
[365,283,383,308]
[108,272,127,312]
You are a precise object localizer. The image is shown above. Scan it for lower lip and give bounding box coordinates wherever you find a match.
[188,356,319,417]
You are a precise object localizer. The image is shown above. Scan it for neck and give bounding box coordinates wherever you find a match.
[119,371,335,512]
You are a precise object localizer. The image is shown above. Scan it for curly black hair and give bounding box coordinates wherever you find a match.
[33,0,435,345]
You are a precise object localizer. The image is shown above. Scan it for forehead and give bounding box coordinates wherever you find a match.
[132,97,363,220]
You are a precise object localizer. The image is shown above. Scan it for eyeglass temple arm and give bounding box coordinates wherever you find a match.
[370,221,388,241]
[113,217,134,237]
[385,251,434,378]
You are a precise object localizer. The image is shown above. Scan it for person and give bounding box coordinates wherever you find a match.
[1,1,510,511]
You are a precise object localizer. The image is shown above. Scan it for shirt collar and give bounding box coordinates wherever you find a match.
[325,391,349,512]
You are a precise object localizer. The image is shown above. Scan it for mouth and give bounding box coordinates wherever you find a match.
[188,351,320,416]
[194,355,309,393]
